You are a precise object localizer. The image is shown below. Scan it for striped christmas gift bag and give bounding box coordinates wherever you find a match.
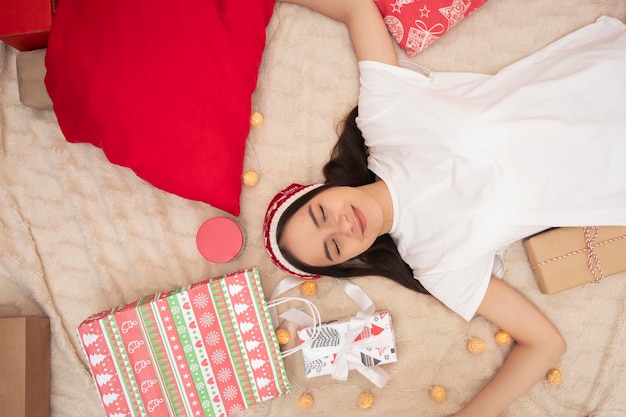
[77,267,290,417]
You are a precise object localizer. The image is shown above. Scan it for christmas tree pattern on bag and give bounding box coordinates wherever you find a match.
[77,267,290,417]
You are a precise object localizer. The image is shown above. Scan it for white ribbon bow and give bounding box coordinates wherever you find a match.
[269,276,391,387]
[329,313,390,388]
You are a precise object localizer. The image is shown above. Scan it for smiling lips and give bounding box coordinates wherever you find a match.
[353,206,366,235]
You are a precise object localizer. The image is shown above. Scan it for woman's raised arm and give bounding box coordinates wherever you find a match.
[454,277,567,417]
[280,0,398,66]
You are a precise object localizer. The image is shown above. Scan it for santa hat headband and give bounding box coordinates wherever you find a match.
[263,183,324,278]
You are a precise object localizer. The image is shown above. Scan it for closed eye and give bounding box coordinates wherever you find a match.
[319,205,327,222]
[332,239,340,256]
[323,239,340,262]
[323,242,332,261]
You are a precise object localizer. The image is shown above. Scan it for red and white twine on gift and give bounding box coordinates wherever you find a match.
[531,227,626,284]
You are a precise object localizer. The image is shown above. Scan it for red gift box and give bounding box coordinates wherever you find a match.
[0,0,55,51]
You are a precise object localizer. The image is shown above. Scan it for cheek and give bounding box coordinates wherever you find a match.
[283,229,323,266]
[360,233,378,257]
[344,237,370,259]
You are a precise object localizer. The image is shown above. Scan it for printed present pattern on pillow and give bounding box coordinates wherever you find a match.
[376,0,488,56]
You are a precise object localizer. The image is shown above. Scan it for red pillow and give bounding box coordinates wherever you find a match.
[45,0,275,216]
[376,0,488,56]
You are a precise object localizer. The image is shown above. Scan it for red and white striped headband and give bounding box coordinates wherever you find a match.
[263,183,324,278]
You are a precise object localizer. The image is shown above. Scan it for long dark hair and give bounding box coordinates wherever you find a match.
[276,106,429,295]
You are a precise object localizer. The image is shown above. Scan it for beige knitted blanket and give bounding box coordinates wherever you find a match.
[1,0,625,415]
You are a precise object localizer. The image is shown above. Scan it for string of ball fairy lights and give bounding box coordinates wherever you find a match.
[273,277,570,412]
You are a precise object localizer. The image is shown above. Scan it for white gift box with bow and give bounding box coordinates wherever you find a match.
[270,277,397,388]
[298,311,397,383]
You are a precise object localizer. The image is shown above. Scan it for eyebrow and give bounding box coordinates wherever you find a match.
[308,205,332,261]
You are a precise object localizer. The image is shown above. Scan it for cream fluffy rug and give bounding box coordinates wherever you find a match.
[1,0,625,416]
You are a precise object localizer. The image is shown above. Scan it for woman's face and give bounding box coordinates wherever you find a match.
[281,186,385,267]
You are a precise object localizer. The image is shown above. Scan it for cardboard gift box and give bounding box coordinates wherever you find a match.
[17,49,53,109]
[0,316,51,417]
[523,226,626,294]
[77,267,290,417]
[297,311,397,386]
[0,0,55,51]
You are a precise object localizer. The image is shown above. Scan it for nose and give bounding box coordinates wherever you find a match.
[336,214,353,236]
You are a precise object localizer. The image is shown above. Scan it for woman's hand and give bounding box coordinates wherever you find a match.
[456,277,567,417]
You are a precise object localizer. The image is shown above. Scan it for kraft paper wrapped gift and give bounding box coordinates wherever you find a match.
[0,316,51,417]
[523,226,626,294]
[297,311,397,387]
[77,267,290,417]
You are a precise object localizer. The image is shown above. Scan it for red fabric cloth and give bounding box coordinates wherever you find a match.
[45,0,275,215]
[376,0,488,56]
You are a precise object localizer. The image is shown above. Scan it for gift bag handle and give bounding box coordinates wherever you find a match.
[268,276,376,358]
[267,296,322,358]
